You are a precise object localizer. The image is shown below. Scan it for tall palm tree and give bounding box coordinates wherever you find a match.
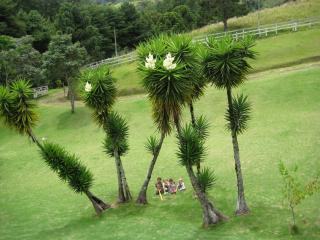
[202,35,255,215]
[0,81,110,215]
[83,69,132,203]
[139,47,226,226]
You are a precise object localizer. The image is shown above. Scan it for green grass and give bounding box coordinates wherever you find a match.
[89,28,320,96]
[1,64,320,239]
[189,0,320,37]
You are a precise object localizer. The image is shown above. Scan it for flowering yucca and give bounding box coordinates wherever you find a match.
[85,82,92,92]
[163,53,176,70]
[145,53,156,69]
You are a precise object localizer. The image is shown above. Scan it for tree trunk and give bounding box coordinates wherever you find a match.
[223,18,228,32]
[118,157,132,201]
[67,79,75,114]
[189,102,201,174]
[136,133,165,204]
[186,166,227,227]
[113,148,131,203]
[226,87,249,215]
[85,190,111,215]
[113,148,126,203]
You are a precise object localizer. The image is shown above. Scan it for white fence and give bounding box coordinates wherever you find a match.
[33,85,48,99]
[85,17,320,69]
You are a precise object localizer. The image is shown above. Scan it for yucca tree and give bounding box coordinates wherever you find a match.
[136,38,193,204]
[82,69,132,203]
[202,35,256,215]
[0,80,110,215]
[177,124,227,227]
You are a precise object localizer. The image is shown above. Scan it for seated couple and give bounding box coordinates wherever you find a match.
[155,177,186,195]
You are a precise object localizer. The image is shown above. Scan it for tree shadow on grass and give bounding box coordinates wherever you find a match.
[56,107,92,130]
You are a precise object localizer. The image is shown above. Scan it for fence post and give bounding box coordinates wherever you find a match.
[265,28,268,36]
[242,29,245,39]
[275,24,278,34]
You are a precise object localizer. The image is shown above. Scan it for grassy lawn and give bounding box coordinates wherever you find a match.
[0,64,319,239]
[95,28,320,96]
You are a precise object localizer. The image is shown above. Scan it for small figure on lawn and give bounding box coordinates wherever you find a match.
[163,179,170,195]
[155,177,164,195]
[168,178,177,194]
[177,178,186,191]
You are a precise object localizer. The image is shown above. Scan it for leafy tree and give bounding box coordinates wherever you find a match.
[202,35,256,215]
[213,0,249,31]
[0,80,110,215]
[42,34,87,113]
[0,0,26,37]
[82,69,132,203]
[197,167,216,194]
[156,11,186,33]
[0,36,44,87]
[18,10,53,52]
[279,161,320,234]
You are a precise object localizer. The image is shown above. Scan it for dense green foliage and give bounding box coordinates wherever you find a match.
[41,142,94,193]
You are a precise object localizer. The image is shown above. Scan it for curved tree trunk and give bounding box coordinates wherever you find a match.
[226,87,249,215]
[136,133,165,204]
[86,190,111,215]
[173,115,226,227]
[67,78,75,114]
[113,148,131,203]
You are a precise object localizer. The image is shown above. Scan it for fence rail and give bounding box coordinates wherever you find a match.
[85,17,320,69]
[33,85,48,99]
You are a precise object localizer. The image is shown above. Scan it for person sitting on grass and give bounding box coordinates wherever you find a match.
[177,178,186,191]
[163,179,170,195]
[155,177,164,195]
[168,178,177,194]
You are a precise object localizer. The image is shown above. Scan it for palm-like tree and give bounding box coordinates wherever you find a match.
[167,35,208,174]
[0,80,109,215]
[82,69,132,203]
[202,35,255,215]
[177,124,227,227]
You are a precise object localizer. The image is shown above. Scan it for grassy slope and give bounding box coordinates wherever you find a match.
[0,64,319,239]
[189,0,320,37]
[108,28,320,95]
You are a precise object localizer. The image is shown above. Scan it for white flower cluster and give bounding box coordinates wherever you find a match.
[145,53,156,69]
[163,53,176,70]
[85,82,92,92]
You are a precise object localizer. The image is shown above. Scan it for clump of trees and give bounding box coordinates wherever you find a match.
[0,80,110,215]
[279,161,320,234]
[82,69,132,203]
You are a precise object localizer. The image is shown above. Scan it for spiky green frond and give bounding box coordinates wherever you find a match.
[225,94,251,134]
[103,111,129,157]
[202,35,256,89]
[176,124,206,167]
[197,167,216,194]
[194,115,210,141]
[151,99,174,135]
[40,142,93,193]
[83,69,117,113]
[0,86,13,127]
[137,34,169,63]
[9,80,38,135]
[145,135,160,156]
[167,35,195,68]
